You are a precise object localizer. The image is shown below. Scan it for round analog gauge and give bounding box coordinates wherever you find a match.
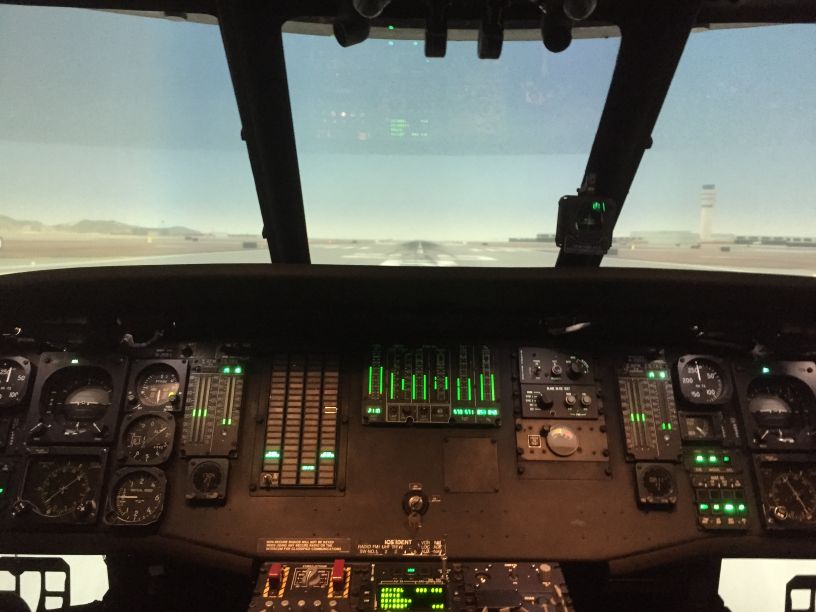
[681,415,716,440]
[545,425,579,457]
[137,365,180,408]
[122,414,174,464]
[22,457,103,519]
[0,358,30,408]
[43,367,113,427]
[747,376,815,429]
[111,470,165,525]
[768,468,816,523]
[192,461,223,494]
[642,466,675,497]
[677,358,726,405]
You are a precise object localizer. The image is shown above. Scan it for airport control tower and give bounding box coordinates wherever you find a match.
[699,184,716,241]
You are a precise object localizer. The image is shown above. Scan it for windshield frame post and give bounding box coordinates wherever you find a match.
[217,1,311,264]
[556,0,702,268]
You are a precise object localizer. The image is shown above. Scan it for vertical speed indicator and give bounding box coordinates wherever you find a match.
[676,356,731,406]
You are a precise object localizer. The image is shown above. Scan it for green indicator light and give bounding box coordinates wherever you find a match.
[738,503,746,513]
[227,418,232,425]
[0,488,5,494]
[423,374,427,401]
[234,366,243,374]
[713,504,721,512]
[434,377,438,390]
[387,24,395,30]
[367,406,382,415]
[761,366,771,374]
[265,450,281,459]
[222,366,231,374]
[412,374,416,400]
[203,409,208,418]
[456,378,461,401]
[476,409,486,416]
[401,378,405,391]
[592,201,601,211]
[221,419,227,425]
[695,455,705,463]
[723,455,730,462]
[301,465,315,471]
[490,373,496,401]
[658,371,667,380]
[488,409,499,416]
[444,376,449,391]
[709,455,718,463]
[480,373,485,401]
[667,423,672,430]
[661,423,666,430]
[70,358,79,364]
[467,378,472,401]
[699,503,709,511]
[647,371,655,379]
[390,372,395,399]
[368,366,373,396]
[320,451,335,459]
[406,568,415,573]
[630,413,635,422]
[724,503,735,514]
[379,366,384,394]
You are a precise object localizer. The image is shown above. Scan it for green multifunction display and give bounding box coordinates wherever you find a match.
[363,345,500,426]
[378,585,447,610]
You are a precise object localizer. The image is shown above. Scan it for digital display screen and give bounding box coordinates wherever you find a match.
[378,584,447,610]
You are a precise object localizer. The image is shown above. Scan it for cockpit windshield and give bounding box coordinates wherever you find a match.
[284,28,619,267]
[0,6,813,274]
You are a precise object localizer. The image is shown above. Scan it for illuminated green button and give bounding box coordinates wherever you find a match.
[737,503,747,513]
[712,504,721,513]
[699,503,710,512]
[724,503,735,514]
[695,455,705,463]
[708,455,718,463]
[265,450,280,459]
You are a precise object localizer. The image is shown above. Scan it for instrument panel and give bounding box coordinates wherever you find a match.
[1,260,816,590]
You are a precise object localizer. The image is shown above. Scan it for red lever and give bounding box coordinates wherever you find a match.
[331,559,345,588]
[267,562,282,589]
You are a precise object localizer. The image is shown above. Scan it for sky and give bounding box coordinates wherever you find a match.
[0,6,813,240]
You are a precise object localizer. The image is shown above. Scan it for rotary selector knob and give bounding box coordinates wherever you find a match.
[536,392,554,409]
[568,359,588,380]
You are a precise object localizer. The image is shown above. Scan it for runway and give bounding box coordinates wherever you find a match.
[0,239,814,276]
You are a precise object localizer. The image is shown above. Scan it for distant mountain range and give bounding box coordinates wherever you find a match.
[0,215,201,236]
